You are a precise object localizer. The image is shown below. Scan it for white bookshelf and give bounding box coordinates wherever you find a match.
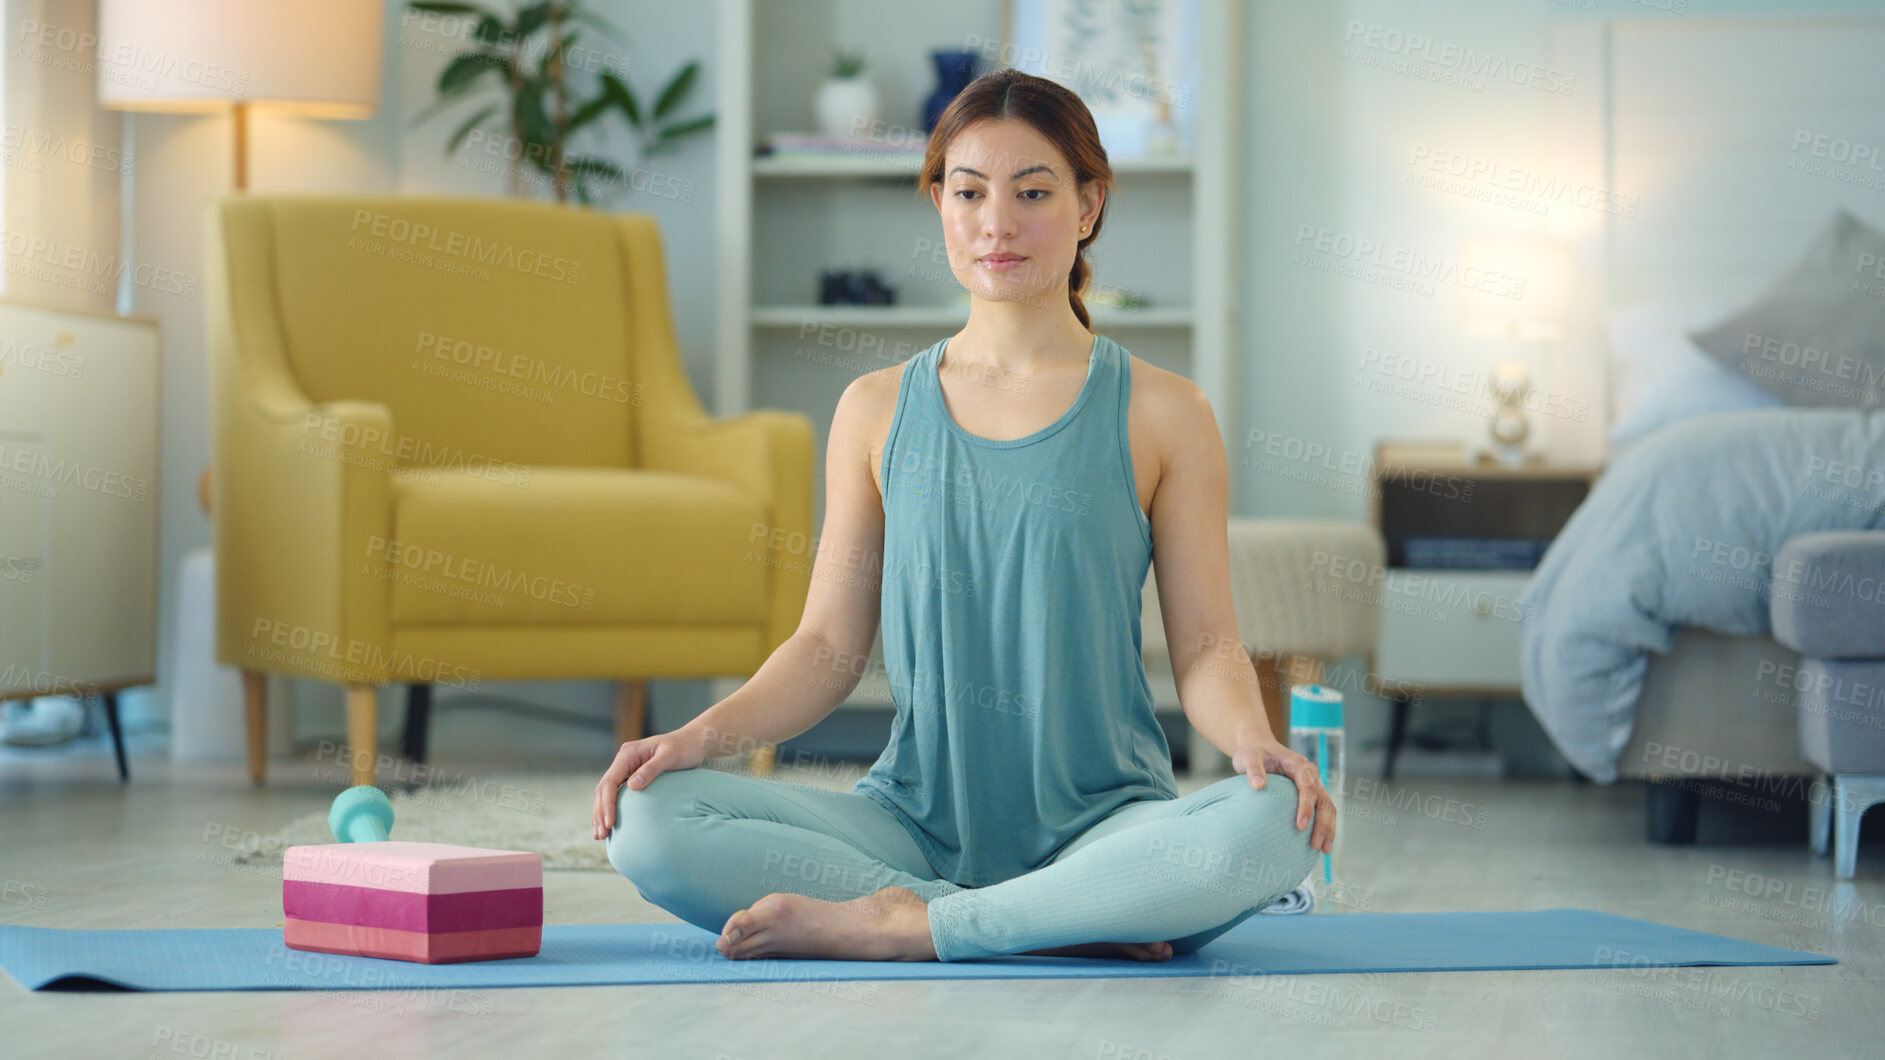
[709,0,1245,712]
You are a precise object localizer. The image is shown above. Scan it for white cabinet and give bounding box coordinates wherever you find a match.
[1372,570,1533,691]
[1363,442,1602,776]
[0,301,159,700]
[1366,442,1600,694]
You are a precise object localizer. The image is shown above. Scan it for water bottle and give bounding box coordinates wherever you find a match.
[1288,684,1344,903]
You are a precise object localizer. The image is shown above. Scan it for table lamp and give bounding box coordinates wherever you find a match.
[1457,237,1573,467]
[96,0,382,190]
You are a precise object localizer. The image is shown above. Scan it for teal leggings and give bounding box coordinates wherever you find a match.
[605,766,1319,962]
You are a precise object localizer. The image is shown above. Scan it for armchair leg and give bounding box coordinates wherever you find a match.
[243,670,268,787]
[750,744,777,776]
[614,681,648,747]
[346,684,379,788]
[1384,695,1411,781]
[402,683,433,764]
[1810,769,1831,856]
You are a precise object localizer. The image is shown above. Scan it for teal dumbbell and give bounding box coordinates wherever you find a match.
[328,784,395,843]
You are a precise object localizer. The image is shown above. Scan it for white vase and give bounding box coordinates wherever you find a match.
[816,75,879,140]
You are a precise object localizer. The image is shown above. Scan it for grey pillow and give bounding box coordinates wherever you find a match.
[1688,208,1885,410]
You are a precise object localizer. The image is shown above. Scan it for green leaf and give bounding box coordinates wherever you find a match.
[408,60,502,130]
[472,15,510,45]
[408,1,494,16]
[445,104,499,154]
[515,1,552,38]
[567,93,612,133]
[514,82,556,145]
[438,51,506,94]
[644,113,708,150]
[652,61,698,121]
[565,156,624,182]
[667,114,715,136]
[409,93,460,129]
[601,72,641,128]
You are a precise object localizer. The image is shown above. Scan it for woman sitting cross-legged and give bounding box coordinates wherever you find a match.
[591,68,1334,963]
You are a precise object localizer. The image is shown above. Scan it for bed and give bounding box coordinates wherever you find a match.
[1518,15,1885,841]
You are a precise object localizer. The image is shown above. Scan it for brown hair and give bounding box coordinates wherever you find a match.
[917,68,1112,330]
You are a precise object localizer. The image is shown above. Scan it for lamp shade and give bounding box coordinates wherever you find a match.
[97,0,381,117]
[1456,236,1574,342]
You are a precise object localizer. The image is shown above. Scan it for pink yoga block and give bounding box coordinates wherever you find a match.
[282,880,542,933]
[283,917,542,964]
[282,841,543,964]
[284,841,541,893]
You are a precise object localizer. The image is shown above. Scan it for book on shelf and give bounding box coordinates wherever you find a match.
[1399,536,1550,570]
[1376,439,1468,466]
[757,132,925,158]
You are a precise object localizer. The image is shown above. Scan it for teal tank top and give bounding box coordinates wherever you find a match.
[854,331,1180,887]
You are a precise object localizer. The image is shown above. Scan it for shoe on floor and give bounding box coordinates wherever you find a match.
[1,696,87,747]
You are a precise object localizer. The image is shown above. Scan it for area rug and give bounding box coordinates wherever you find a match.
[233,760,769,871]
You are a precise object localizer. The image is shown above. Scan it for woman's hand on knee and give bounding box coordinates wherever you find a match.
[1230,737,1337,856]
[591,730,706,840]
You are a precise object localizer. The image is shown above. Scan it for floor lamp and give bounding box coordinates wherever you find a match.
[95,0,382,776]
[96,0,382,190]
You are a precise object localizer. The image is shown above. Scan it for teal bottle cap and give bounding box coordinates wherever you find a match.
[1289,684,1344,729]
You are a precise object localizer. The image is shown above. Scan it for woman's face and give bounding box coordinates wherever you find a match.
[930,118,1102,310]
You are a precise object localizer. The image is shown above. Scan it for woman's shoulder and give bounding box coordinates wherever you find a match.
[845,344,940,489]
[848,340,938,411]
[1115,343,1220,473]
[1118,346,1211,424]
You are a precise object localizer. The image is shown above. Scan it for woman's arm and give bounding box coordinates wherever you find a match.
[1144,376,1335,855]
[676,370,891,757]
[1144,379,1273,751]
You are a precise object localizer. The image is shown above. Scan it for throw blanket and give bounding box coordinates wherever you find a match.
[1519,407,1885,782]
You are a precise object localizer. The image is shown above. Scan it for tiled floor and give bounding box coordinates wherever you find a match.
[2,734,1880,1059]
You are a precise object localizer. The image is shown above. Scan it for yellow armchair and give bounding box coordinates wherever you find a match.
[207,195,812,786]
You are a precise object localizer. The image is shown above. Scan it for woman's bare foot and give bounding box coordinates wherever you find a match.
[717,886,936,961]
[1023,940,1174,961]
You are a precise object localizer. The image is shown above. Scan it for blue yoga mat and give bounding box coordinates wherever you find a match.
[0,909,1832,992]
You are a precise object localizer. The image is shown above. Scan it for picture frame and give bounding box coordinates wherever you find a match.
[1000,0,1200,159]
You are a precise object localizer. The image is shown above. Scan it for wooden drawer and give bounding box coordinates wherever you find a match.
[1373,569,1533,690]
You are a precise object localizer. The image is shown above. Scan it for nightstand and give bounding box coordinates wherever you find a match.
[1367,440,1603,778]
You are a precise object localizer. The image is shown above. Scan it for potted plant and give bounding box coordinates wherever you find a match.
[407,0,714,205]
[814,47,878,140]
